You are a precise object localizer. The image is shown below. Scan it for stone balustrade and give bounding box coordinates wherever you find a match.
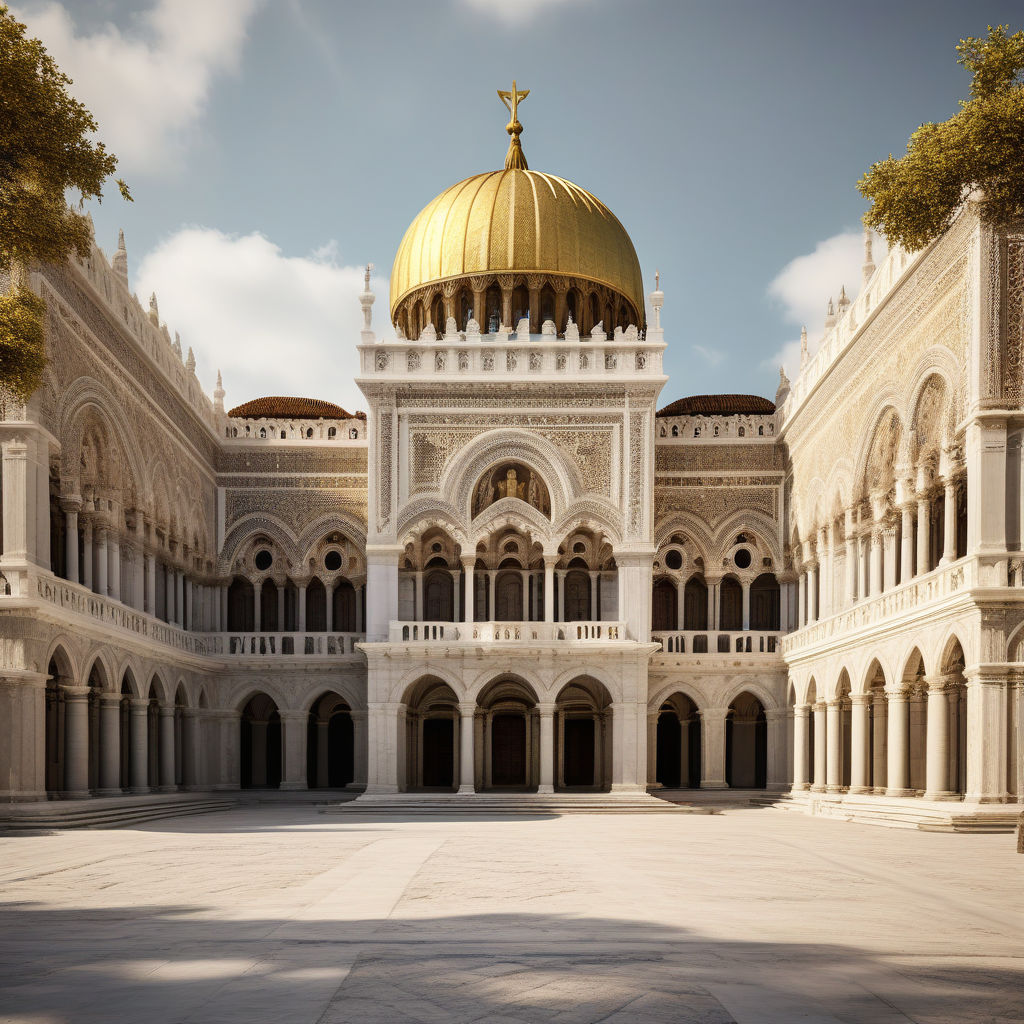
[388,620,627,643]
[782,557,972,654]
[34,574,209,655]
[203,632,364,656]
[361,336,664,379]
[652,630,783,656]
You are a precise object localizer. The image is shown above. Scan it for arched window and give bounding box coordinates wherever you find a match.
[306,577,326,631]
[719,577,742,630]
[683,577,708,630]
[750,573,781,630]
[652,578,677,631]
[563,569,591,620]
[328,427,336,439]
[333,580,357,631]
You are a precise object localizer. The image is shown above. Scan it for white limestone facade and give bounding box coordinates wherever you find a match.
[0,184,1019,827]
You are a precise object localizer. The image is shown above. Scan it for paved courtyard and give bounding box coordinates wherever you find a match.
[0,805,1021,1024]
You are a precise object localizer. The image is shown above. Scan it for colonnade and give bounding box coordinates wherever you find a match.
[408,562,612,623]
[236,576,366,633]
[56,498,224,631]
[795,476,964,628]
[791,675,970,800]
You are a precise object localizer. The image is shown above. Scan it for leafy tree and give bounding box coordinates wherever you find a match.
[859,25,1024,252]
[0,3,130,402]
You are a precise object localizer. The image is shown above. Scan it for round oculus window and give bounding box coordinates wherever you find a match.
[664,549,683,570]
[254,549,273,572]
[733,548,752,569]
[324,550,342,572]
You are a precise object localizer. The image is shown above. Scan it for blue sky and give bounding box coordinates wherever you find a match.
[13,0,1023,412]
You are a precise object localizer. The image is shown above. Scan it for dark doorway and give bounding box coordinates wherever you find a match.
[491,713,526,786]
[652,578,677,631]
[562,718,595,787]
[422,718,454,788]
[240,694,281,788]
[563,570,591,620]
[656,712,682,788]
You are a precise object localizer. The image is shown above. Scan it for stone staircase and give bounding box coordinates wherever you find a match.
[748,792,1021,832]
[0,793,236,831]
[328,791,700,815]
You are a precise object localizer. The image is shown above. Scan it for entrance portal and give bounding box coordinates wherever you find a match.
[491,714,526,786]
[562,718,595,786]
[422,718,454,788]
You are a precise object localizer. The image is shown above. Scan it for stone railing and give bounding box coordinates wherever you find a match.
[779,241,916,422]
[652,630,783,656]
[204,632,364,656]
[360,335,665,380]
[782,558,972,654]
[389,620,627,642]
[34,574,209,655]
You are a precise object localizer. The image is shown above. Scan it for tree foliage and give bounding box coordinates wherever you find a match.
[0,3,130,400]
[859,25,1024,251]
[0,288,45,403]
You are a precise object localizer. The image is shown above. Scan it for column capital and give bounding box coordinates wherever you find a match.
[793,703,811,717]
[129,696,150,710]
[850,692,872,707]
[457,702,477,717]
[158,704,176,717]
[536,701,556,715]
[461,554,476,569]
[59,494,83,514]
[99,691,122,708]
[60,684,92,700]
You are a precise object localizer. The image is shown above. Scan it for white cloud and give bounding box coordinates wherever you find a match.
[692,343,724,367]
[459,0,588,25]
[764,228,888,380]
[11,0,259,174]
[134,228,384,415]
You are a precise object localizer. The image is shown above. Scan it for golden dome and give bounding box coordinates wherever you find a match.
[389,169,644,324]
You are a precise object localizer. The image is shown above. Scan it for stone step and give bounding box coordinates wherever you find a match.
[327,793,697,814]
[0,797,235,831]
[748,793,1021,833]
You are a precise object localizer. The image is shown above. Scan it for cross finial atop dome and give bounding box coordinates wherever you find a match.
[497,80,530,170]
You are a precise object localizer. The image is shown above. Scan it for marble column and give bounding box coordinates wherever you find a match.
[844,509,857,605]
[885,689,912,795]
[457,703,475,793]
[900,504,914,583]
[351,710,368,788]
[869,528,882,596]
[462,559,475,623]
[108,533,120,601]
[589,571,599,621]
[146,553,156,616]
[556,570,565,622]
[489,571,498,620]
[544,557,556,623]
[82,519,93,592]
[964,670,1008,803]
[130,697,150,793]
[811,702,827,791]
[62,685,91,797]
[765,709,788,790]
[646,711,659,788]
[791,704,809,791]
[159,707,176,790]
[941,480,957,563]
[825,699,842,792]
[537,702,555,794]
[699,708,729,789]
[741,579,751,630]
[98,693,122,794]
[916,496,930,575]
[94,527,108,597]
[924,678,953,799]
[297,582,307,631]
[849,693,871,793]
[279,711,308,790]
[870,694,887,792]
[253,583,261,634]
[61,500,80,585]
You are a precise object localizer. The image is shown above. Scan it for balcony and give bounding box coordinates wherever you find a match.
[652,630,783,657]
[32,573,209,655]
[781,558,973,655]
[387,620,629,643]
[202,632,365,656]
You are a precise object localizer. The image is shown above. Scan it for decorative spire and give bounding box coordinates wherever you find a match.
[775,364,791,405]
[837,284,849,310]
[148,291,159,324]
[185,346,196,373]
[214,370,225,414]
[497,80,530,170]
[862,225,876,286]
[648,269,664,342]
[824,296,836,332]
[112,229,128,280]
[799,325,809,368]
[359,261,376,342]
